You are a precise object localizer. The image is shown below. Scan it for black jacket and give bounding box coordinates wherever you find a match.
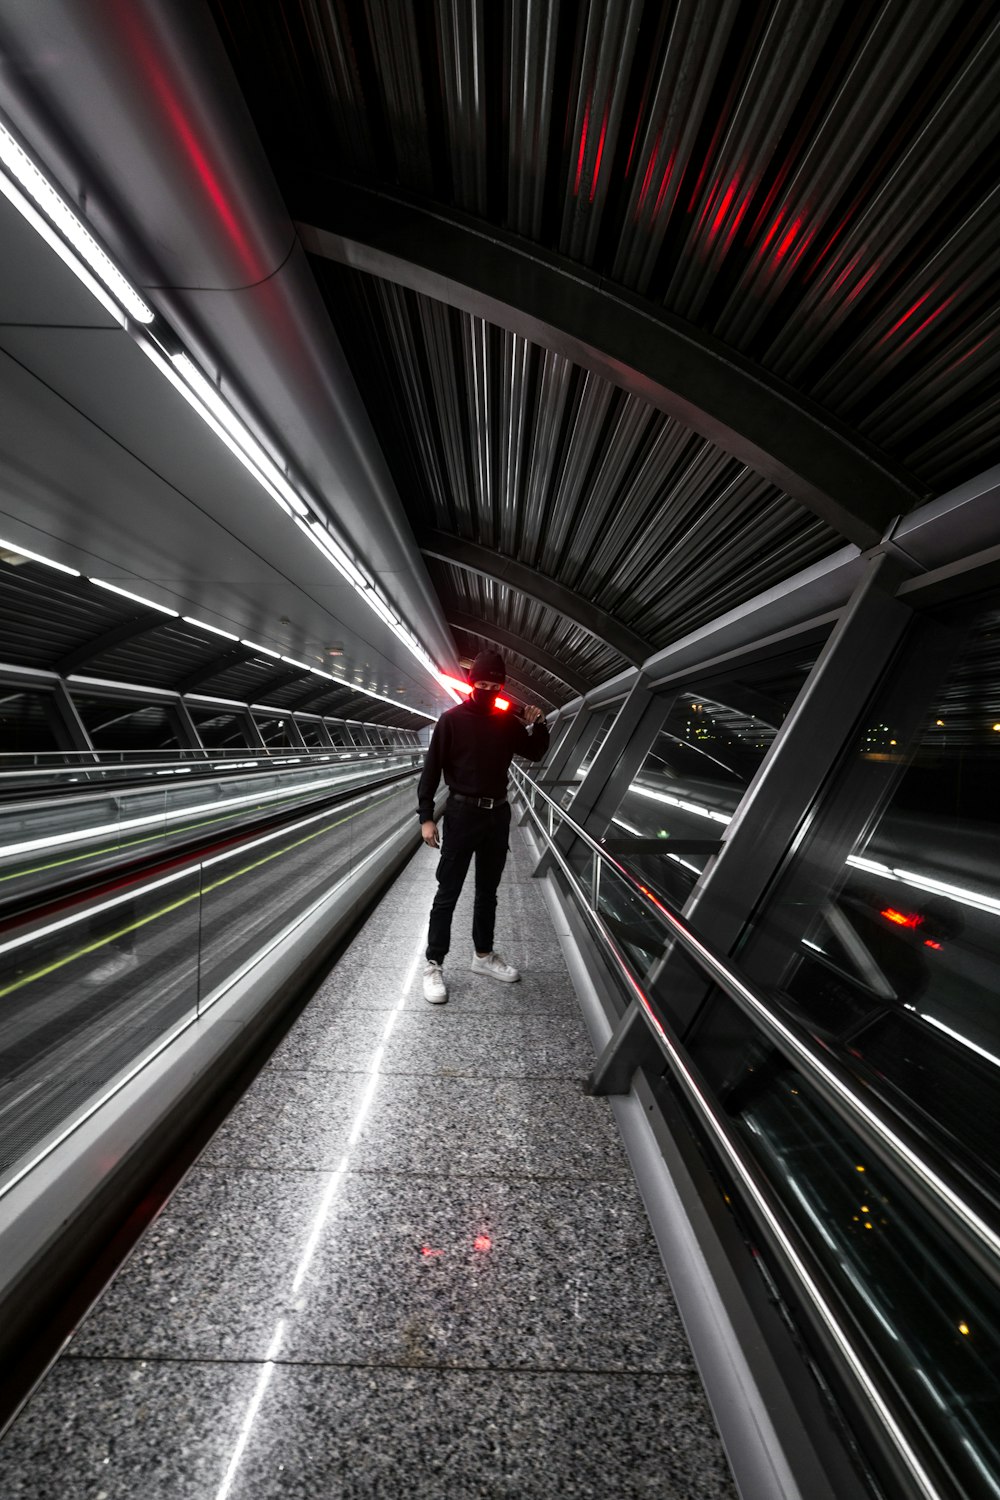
[417,700,549,821]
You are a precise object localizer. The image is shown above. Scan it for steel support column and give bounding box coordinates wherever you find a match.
[174,699,206,754]
[682,553,915,957]
[538,704,600,787]
[561,681,667,842]
[49,680,94,757]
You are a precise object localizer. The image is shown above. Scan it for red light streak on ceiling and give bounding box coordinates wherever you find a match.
[589,105,610,203]
[650,150,677,220]
[757,210,786,258]
[881,289,935,343]
[899,293,955,350]
[844,263,880,305]
[708,178,739,239]
[573,98,592,197]
[113,3,266,284]
[624,112,644,179]
[774,217,803,260]
[881,908,924,928]
[636,142,660,216]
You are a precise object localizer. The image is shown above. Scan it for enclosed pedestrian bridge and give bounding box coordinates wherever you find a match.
[0,4,999,1497]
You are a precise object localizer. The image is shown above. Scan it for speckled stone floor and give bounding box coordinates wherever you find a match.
[0,822,739,1499]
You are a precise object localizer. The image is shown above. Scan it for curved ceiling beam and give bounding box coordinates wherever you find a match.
[419,529,650,665]
[447,611,589,696]
[295,181,922,548]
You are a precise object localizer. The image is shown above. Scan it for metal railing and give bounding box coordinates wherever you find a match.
[512,763,1000,1282]
[514,763,1000,1500]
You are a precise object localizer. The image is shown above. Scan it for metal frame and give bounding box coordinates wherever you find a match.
[446,610,590,695]
[421,528,651,663]
[296,186,919,547]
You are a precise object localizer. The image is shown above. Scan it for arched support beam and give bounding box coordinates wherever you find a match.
[447,611,590,696]
[295,180,922,548]
[419,529,651,665]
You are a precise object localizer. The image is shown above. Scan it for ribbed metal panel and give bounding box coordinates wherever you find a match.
[213,0,1000,495]
[88,622,227,689]
[328,268,839,672]
[0,561,123,671]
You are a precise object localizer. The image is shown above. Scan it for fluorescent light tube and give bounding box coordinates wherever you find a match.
[0,537,80,575]
[90,579,178,615]
[137,341,291,515]
[0,118,154,323]
[171,355,307,516]
[241,639,281,658]
[183,616,239,640]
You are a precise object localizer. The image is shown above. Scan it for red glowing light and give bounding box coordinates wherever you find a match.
[924,939,943,950]
[709,178,739,238]
[881,908,924,929]
[774,217,803,260]
[636,145,659,213]
[420,1245,444,1257]
[589,106,609,202]
[473,1234,492,1252]
[883,289,934,342]
[436,675,509,711]
[651,150,677,219]
[574,99,591,196]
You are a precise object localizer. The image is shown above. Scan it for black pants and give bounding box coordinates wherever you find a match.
[426,801,511,962]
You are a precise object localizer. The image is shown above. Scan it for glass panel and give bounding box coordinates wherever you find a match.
[682,996,1000,1499]
[576,710,616,778]
[610,648,821,906]
[0,689,62,755]
[253,714,299,749]
[735,595,1000,1188]
[72,694,182,751]
[186,707,252,749]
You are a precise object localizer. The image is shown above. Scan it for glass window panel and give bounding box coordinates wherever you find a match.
[0,689,62,755]
[734,596,1000,1186]
[73,695,182,751]
[186,707,252,749]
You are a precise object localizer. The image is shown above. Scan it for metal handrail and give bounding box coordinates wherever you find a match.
[511,763,1000,1287]
[512,767,954,1500]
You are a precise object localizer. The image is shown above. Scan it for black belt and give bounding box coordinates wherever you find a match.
[449,792,508,809]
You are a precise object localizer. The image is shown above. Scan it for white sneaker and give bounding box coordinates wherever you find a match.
[471,951,520,983]
[423,960,448,1004]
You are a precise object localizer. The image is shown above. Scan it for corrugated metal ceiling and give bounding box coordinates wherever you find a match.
[209,0,1000,696]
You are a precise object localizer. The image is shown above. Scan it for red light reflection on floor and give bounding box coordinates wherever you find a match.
[473,1234,492,1253]
[924,939,943,950]
[420,1245,444,1257]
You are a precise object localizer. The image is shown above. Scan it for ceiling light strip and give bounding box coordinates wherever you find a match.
[0,119,153,324]
[0,538,80,576]
[90,579,179,616]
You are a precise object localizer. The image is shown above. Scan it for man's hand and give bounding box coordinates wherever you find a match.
[421,820,440,848]
[523,705,543,725]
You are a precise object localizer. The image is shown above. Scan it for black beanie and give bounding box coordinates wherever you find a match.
[469,648,506,684]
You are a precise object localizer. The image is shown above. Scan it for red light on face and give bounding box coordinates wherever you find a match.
[924,939,942,950]
[473,1234,492,1253]
[881,908,924,929]
[420,1245,444,1257]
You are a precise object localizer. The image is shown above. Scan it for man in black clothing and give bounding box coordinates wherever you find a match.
[417,648,549,1003]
